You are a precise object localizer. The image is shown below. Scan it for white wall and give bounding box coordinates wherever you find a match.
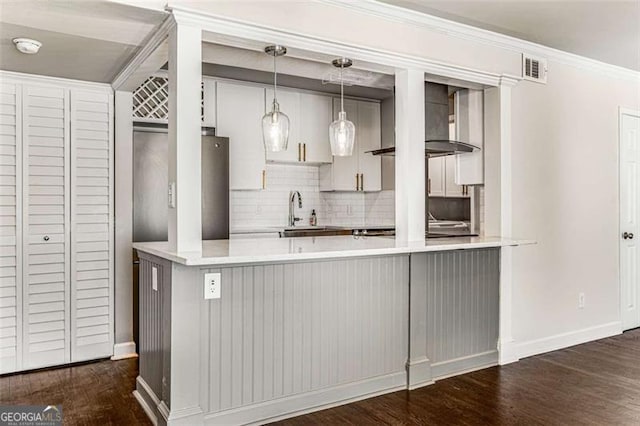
[118,0,640,357]
[510,61,640,355]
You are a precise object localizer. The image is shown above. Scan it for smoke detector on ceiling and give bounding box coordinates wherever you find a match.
[522,53,547,83]
[12,38,42,55]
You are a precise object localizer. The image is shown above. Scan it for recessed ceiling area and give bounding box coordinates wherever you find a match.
[201,42,395,99]
[0,0,166,82]
[378,0,640,71]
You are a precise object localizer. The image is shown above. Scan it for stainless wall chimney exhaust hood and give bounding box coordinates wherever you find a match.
[367,82,479,157]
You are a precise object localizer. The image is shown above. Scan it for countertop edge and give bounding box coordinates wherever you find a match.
[133,237,535,267]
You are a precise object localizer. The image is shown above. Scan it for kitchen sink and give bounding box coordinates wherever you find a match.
[278,226,353,238]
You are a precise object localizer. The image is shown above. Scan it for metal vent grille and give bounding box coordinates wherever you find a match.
[132,76,206,122]
[522,54,547,83]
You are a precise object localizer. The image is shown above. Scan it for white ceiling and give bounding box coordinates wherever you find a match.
[378,0,640,72]
[0,0,166,82]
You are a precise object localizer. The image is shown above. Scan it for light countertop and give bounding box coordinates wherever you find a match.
[133,235,535,266]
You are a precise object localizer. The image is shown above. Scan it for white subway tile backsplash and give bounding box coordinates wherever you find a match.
[230,164,395,231]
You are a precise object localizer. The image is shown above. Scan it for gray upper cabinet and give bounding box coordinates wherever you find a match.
[0,74,114,374]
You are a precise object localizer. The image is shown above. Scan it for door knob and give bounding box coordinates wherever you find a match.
[623,232,634,240]
[43,236,50,241]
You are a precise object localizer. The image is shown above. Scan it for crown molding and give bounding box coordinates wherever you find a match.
[112,13,174,91]
[320,0,639,82]
[0,70,113,92]
[169,5,518,88]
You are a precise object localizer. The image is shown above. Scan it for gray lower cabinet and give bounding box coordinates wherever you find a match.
[136,247,500,425]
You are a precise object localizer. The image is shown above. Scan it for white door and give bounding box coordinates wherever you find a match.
[22,85,71,369]
[69,89,114,361]
[357,100,382,191]
[264,88,300,163]
[216,81,266,190]
[620,109,640,330]
[300,93,332,164]
[0,82,22,373]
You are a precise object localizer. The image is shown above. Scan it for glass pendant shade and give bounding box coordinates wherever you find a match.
[262,45,289,152]
[329,111,355,156]
[262,100,290,152]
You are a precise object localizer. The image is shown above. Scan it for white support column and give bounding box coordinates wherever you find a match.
[484,79,518,365]
[167,23,202,253]
[395,69,425,243]
[112,91,137,360]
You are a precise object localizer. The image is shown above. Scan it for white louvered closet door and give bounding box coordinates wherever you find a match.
[0,82,22,374]
[22,85,71,369]
[70,89,113,361]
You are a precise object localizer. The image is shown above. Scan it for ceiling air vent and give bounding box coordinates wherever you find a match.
[522,54,547,83]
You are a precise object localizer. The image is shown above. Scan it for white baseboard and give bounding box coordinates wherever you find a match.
[111,341,138,360]
[516,321,622,359]
[202,372,406,425]
[133,390,158,426]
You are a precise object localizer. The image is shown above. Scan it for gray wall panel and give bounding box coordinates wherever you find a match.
[202,255,409,414]
[412,248,499,370]
[137,252,171,411]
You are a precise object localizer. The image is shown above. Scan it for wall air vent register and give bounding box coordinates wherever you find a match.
[522,54,548,83]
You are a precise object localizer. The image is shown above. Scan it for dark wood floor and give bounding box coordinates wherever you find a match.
[0,356,151,425]
[2,329,639,425]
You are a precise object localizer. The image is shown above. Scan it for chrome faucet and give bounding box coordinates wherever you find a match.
[288,190,303,227]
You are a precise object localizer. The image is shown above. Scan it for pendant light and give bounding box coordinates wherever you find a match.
[262,45,290,152]
[329,57,355,157]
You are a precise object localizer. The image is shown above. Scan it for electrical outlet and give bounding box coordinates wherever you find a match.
[204,272,221,300]
[578,292,585,309]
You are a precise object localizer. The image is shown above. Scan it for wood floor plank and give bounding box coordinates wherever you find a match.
[0,329,638,425]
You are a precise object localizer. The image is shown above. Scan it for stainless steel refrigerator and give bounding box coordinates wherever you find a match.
[132,124,229,242]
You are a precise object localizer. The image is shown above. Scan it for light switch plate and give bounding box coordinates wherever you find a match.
[152,267,158,291]
[168,182,176,208]
[204,272,221,299]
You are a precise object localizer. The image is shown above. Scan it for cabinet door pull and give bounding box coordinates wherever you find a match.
[360,173,364,191]
[428,178,431,194]
[356,174,359,191]
[303,143,307,162]
[43,236,50,242]
[298,143,301,162]
[262,170,266,189]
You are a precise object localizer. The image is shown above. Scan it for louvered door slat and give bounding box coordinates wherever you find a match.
[22,84,70,370]
[70,89,113,362]
[0,81,22,373]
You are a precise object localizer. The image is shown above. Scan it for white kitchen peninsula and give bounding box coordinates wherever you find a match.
[133,236,531,425]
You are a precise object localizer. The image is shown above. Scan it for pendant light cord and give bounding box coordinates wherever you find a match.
[273,52,278,104]
[340,63,344,113]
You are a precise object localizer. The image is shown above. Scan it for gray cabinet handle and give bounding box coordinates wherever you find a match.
[43,236,50,241]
